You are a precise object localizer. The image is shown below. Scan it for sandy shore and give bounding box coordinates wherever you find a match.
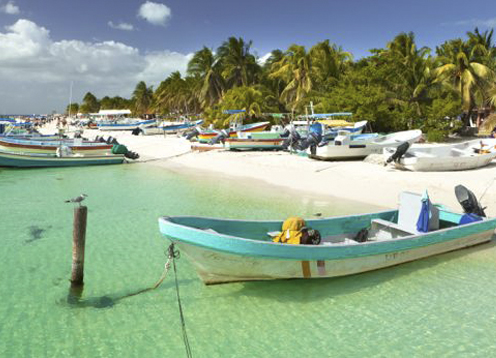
[41,123,496,216]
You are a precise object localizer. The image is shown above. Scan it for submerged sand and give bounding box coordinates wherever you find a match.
[41,123,496,216]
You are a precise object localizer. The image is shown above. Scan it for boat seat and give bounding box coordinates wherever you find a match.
[369,192,440,240]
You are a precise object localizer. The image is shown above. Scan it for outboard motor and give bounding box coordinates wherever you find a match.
[282,125,301,150]
[455,185,486,217]
[131,127,142,136]
[384,142,410,166]
[210,129,230,145]
[184,126,201,141]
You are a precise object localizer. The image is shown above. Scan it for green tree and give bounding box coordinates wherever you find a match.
[434,39,493,117]
[269,45,314,111]
[132,81,153,115]
[79,92,99,113]
[187,47,225,107]
[66,103,79,115]
[217,37,260,88]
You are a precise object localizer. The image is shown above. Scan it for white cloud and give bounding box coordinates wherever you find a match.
[138,1,171,26]
[257,52,272,65]
[0,19,191,113]
[1,1,20,15]
[108,21,134,31]
[449,17,496,28]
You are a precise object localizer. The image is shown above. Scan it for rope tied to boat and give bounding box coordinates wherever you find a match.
[168,243,193,358]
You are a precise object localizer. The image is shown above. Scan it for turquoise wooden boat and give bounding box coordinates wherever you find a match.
[159,191,496,284]
[0,150,125,168]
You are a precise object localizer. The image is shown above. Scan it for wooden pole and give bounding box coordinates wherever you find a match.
[71,205,87,287]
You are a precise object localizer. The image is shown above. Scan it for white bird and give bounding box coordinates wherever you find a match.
[65,194,88,206]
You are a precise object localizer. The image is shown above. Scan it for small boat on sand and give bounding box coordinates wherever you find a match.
[309,129,422,160]
[197,121,270,143]
[97,119,156,131]
[159,187,496,284]
[384,139,496,171]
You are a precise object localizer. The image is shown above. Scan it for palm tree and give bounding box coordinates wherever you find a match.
[434,39,493,120]
[383,32,433,116]
[220,85,278,119]
[309,40,352,88]
[467,27,495,69]
[187,47,224,107]
[217,37,260,88]
[132,81,153,115]
[154,72,200,114]
[269,44,313,111]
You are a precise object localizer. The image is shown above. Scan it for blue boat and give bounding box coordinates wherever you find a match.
[159,190,496,284]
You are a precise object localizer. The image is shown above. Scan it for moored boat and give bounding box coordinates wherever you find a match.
[140,119,204,135]
[309,129,422,160]
[159,188,496,284]
[97,119,156,131]
[0,149,125,168]
[224,137,285,150]
[197,121,270,143]
[384,139,496,171]
[0,137,113,155]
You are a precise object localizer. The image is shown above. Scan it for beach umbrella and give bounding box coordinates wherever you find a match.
[416,190,431,233]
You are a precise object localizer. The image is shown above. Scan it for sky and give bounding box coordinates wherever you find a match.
[0,0,495,114]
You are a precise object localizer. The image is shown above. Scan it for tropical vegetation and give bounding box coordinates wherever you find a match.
[68,29,496,140]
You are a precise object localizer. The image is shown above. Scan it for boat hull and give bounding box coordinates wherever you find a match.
[172,229,494,284]
[98,119,156,131]
[0,151,125,168]
[311,130,421,160]
[0,139,112,155]
[225,138,284,150]
[198,122,269,143]
[384,140,496,171]
[159,208,496,284]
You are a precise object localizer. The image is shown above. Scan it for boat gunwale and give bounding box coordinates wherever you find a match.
[158,211,496,260]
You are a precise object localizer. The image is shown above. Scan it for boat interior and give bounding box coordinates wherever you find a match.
[167,192,466,246]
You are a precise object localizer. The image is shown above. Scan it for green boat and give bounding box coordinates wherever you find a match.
[159,189,496,284]
[0,149,125,168]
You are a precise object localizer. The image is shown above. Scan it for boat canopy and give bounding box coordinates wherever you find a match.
[223,110,246,114]
[309,113,353,118]
[96,109,132,116]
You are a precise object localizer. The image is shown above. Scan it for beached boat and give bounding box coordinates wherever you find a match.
[159,189,496,284]
[0,137,113,155]
[97,119,156,131]
[224,137,285,150]
[0,150,125,168]
[197,121,270,143]
[140,119,203,135]
[383,139,496,171]
[310,129,422,160]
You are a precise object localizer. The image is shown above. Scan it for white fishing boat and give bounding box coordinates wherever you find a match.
[309,129,422,160]
[97,118,156,131]
[159,187,495,284]
[384,139,496,171]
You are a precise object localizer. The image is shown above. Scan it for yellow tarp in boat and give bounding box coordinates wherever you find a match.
[317,119,352,127]
[272,217,306,245]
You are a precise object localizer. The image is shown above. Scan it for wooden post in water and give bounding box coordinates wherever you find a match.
[71,206,87,287]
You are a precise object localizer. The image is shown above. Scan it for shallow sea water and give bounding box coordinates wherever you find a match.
[1,163,496,357]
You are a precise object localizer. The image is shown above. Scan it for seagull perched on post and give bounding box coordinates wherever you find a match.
[65,194,88,206]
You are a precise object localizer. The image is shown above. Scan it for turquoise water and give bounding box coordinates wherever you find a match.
[1,163,496,357]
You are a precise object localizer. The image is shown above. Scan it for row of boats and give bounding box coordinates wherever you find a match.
[175,115,496,172]
[0,126,137,168]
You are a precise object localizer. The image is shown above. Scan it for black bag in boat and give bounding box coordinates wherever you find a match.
[300,227,321,245]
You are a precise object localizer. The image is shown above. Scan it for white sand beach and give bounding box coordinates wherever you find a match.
[42,123,496,215]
